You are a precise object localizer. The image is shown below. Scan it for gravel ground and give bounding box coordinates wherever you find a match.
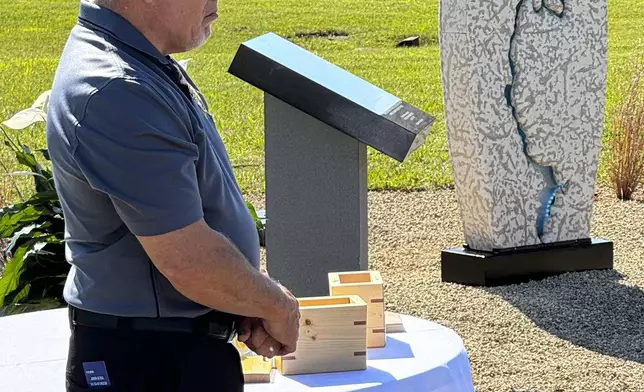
[247,184,644,392]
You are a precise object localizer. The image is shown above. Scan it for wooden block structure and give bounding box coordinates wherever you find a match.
[385,311,406,333]
[275,295,368,375]
[241,356,276,384]
[233,339,277,384]
[328,271,385,348]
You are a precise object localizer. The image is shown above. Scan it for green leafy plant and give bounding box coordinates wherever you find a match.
[0,90,68,316]
[246,201,266,247]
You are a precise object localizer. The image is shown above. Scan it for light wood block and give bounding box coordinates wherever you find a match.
[385,311,406,333]
[328,270,385,348]
[233,339,276,383]
[276,295,367,375]
[241,355,276,384]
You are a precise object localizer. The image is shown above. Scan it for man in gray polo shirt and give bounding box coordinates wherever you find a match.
[46,0,300,390]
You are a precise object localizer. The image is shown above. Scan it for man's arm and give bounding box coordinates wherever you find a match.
[138,219,300,354]
[136,218,295,322]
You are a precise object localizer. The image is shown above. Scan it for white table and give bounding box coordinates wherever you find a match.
[0,309,475,392]
[246,314,475,392]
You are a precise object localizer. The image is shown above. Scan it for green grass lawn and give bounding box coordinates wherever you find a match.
[0,0,642,201]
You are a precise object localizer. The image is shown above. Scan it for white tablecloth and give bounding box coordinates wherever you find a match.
[246,314,475,392]
[0,309,475,392]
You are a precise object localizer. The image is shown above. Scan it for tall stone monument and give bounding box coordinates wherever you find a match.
[439,0,614,285]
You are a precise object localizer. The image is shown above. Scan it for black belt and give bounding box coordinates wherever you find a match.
[69,306,239,342]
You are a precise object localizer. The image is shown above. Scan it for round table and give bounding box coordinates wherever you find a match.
[246,314,475,392]
[0,309,475,392]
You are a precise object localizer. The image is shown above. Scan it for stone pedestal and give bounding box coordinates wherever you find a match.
[264,94,368,297]
[229,33,434,295]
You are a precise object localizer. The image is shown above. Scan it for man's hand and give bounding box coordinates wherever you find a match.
[261,294,300,355]
[260,275,301,355]
[238,318,284,358]
[237,280,301,357]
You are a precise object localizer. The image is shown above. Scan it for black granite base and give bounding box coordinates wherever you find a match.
[441,238,614,286]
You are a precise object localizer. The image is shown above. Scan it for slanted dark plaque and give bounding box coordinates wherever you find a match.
[229,33,435,296]
[229,33,434,162]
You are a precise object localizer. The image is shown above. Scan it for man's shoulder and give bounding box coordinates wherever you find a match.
[47,29,194,152]
[50,25,179,127]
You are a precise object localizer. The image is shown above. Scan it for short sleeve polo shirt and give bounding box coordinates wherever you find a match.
[45,1,260,318]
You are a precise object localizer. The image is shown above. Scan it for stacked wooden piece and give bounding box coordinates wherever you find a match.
[238,269,405,383]
[234,338,277,383]
[329,271,386,348]
[276,294,368,375]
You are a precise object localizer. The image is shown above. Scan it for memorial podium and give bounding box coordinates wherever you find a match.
[229,33,435,296]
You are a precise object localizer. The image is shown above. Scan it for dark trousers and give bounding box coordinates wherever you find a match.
[65,310,244,391]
